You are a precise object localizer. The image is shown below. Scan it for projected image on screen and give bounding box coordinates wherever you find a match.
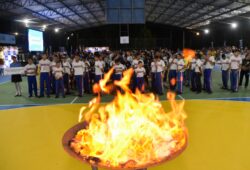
[28,29,44,52]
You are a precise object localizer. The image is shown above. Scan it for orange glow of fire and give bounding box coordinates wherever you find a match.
[70,68,188,169]
[170,78,176,86]
[183,48,196,63]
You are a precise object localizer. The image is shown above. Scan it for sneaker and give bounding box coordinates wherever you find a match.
[47,95,50,98]
[28,95,33,98]
[55,96,59,98]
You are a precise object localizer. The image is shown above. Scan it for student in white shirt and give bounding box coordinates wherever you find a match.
[150,58,157,93]
[132,54,143,92]
[176,54,185,94]
[72,55,85,97]
[38,54,51,97]
[219,54,230,89]
[62,56,71,94]
[50,55,58,94]
[24,58,38,97]
[53,61,65,98]
[195,54,203,93]
[83,57,91,94]
[204,55,215,93]
[190,56,197,91]
[154,54,165,95]
[135,61,146,93]
[113,59,125,81]
[168,54,178,91]
[229,50,242,92]
[94,55,104,84]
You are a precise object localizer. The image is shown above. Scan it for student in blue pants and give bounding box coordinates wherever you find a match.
[176,54,185,94]
[190,57,197,91]
[24,58,38,97]
[168,55,177,91]
[83,58,91,94]
[203,55,215,94]
[135,61,146,92]
[154,54,165,95]
[229,50,242,92]
[39,54,51,98]
[53,62,65,98]
[219,54,230,90]
[72,55,85,97]
[150,58,156,93]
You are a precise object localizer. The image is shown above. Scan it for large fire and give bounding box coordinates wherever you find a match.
[68,68,188,169]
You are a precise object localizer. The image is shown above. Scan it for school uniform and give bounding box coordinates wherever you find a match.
[50,61,57,93]
[62,61,71,94]
[131,59,144,91]
[220,58,230,89]
[155,60,165,95]
[162,56,169,83]
[113,63,125,81]
[190,58,197,91]
[39,59,51,97]
[10,62,22,96]
[239,58,250,88]
[95,61,104,83]
[195,59,203,93]
[168,57,177,91]
[24,63,37,97]
[72,60,85,96]
[229,55,242,92]
[150,61,156,92]
[177,59,185,94]
[204,56,215,93]
[135,67,146,92]
[83,60,90,93]
[53,67,64,97]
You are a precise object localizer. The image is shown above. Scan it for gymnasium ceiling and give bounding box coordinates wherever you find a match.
[0,0,250,31]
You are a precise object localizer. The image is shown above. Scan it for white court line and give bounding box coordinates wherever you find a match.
[178,95,185,100]
[188,97,250,100]
[70,97,78,104]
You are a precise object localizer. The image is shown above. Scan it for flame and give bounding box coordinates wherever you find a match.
[170,78,176,86]
[183,48,196,63]
[70,68,188,169]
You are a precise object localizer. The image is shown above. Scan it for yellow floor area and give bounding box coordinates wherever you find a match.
[0,100,250,170]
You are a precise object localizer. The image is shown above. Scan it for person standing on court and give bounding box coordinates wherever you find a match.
[83,56,91,94]
[150,57,157,93]
[229,50,242,92]
[176,54,185,94]
[53,61,65,98]
[203,53,215,94]
[10,56,22,97]
[239,54,250,89]
[219,54,230,90]
[62,55,71,94]
[24,58,38,97]
[94,54,104,84]
[72,54,85,97]
[113,59,125,81]
[168,54,178,91]
[195,54,203,93]
[135,61,146,93]
[155,52,165,95]
[38,54,51,98]
[190,54,197,91]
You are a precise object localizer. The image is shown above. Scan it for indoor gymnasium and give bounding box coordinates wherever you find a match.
[0,1,250,170]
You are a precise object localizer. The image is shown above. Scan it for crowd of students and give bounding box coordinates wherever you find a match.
[9,46,250,98]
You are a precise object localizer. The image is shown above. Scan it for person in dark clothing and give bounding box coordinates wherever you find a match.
[239,55,250,88]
